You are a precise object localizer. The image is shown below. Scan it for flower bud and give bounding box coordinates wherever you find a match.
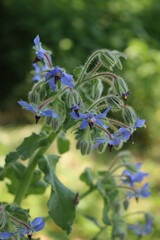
[28,91,39,104]
[51,118,61,132]
[66,89,80,108]
[123,106,137,124]
[81,141,93,155]
[113,77,128,96]
[99,51,115,70]
[106,95,122,111]
[123,198,130,210]
[91,79,103,100]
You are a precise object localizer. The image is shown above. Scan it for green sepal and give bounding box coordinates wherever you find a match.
[38,155,76,234]
[106,95,122,111]
[5,132,48,166]
[113,77,128,96]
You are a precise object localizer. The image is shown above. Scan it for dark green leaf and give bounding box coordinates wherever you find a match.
[38,155,76,234]
[5,132,48,166]
[5,204,30,222]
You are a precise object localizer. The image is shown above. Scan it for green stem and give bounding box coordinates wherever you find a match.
[77,50,102,84]
[14,130,61,206]
[107,118,128,128]
[30,80,45,95]
[110,164,127,174]
[80,186,96,199]
[108,155,121,172]
[88,96,108,111]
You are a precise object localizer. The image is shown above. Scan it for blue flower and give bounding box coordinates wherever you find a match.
[133,116,146,129]
[18,217,45,237]
[0,232,14,239]
[18,101,60,124]
[127,183,151,199]
[128,220,152,236]
[33,35,52,66]
[45,66,74,91]
[115,127,131,141]
[71,102,81,117]
[121,163,149,187]
[93,134,121,152]
[69,106,110,130]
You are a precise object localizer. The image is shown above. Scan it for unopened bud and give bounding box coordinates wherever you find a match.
[28,91,39,104]
[107,95,122,111]
[45,116,52,125]
[91,79,103,100]
[51,118,61,132]
[66,89,80,108]
[123,199,130,210]
[99,51,115,70]
[123,106,137,124]
[113,77,128,97]
[97,142,107,153]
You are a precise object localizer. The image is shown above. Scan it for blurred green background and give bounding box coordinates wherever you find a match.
[0,0,160,239]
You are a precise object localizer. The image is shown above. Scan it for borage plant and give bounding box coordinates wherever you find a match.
[0,35,153,240]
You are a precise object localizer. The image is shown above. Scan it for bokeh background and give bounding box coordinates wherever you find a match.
[0,0,160,239]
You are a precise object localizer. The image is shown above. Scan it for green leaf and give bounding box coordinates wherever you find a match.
[57,134,70,154]
[4,162,47,197]
[5,204,30,222]
[38,155,76,234]
[5,132,48,166]
[80,168,94,187]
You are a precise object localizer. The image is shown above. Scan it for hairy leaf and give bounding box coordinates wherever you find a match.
[5,132,48,166]
[57,134,70,154]
[38,155,76,234]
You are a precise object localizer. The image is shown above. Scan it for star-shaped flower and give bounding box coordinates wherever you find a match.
[121,163,149,187]
[127,183,151,199]
[18,101,59,124]
[45,65,74,91]
[18,217,45,237]
[69,106,110,130]
[128,220,152,236]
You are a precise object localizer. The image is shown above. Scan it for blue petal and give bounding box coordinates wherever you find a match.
[93,140,105,148]
[37,51,45,59]
[109,138,121,145]
[53,65,61,75]
[45,70,53,81]
[134,117,146,129]
[34,35,40,46]
[61,73,74,87]
[87,113,95,119]
[69,111,85,120]
[18,101,36,113]
[96,106,110,119]
[31,217,44,228]
[41,110,60,118]
[95,119,108,128]
[32,75,41,82]
[32,63,41,73]
[34,221,45,232]
[48,77,56,91]
[81,119,89,129]
[0,232,14,239]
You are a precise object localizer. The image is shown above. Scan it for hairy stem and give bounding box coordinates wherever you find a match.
[95,124,112,139]
[107,118,128,128]
[44,53,52,68]
[14,130,61,206]
[9,215,30,229]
